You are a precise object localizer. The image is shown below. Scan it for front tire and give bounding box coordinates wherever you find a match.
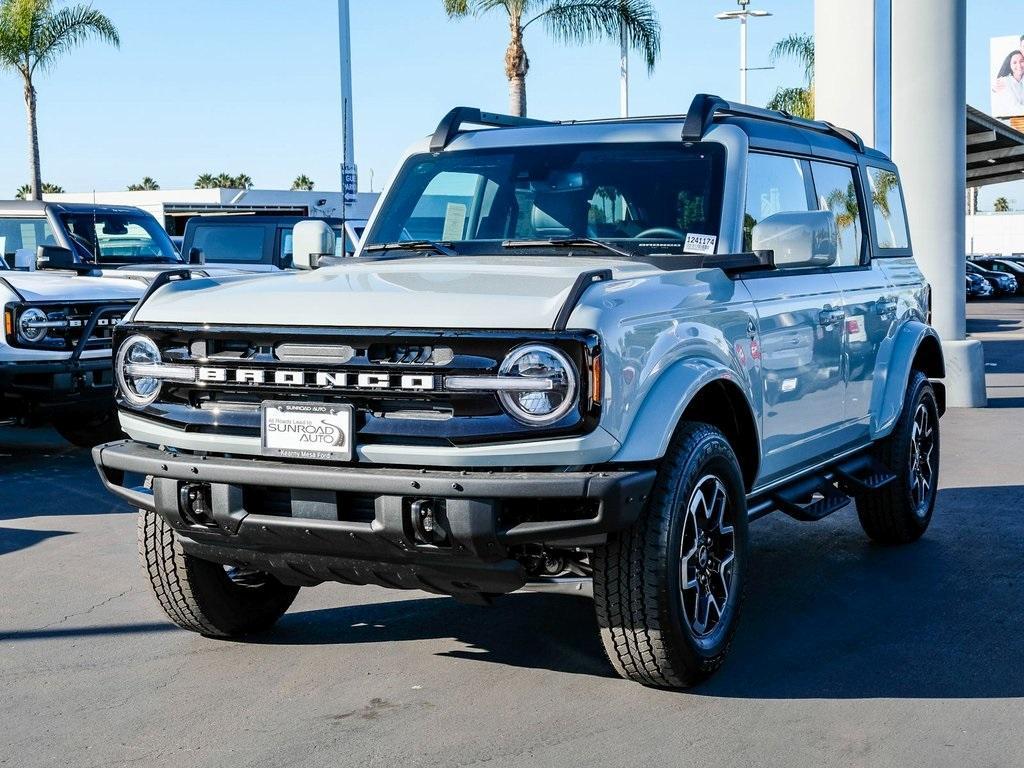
[855,370,939,544]
[138,508,299,637]
[593,422,748,688]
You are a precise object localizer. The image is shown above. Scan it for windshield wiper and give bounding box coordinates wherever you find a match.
[502,237,636,259]
[364,240,458,256]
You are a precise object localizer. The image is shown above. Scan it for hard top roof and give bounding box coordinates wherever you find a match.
[429,94,891,164]
[0,199,148,216]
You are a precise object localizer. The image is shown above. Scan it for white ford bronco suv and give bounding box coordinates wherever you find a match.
[0,210,145,445]
[93,95,945,688]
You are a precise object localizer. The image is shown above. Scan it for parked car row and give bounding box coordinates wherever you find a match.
[966,255,1024,298]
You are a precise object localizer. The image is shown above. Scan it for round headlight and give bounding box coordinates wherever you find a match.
[18,307,48,344]
[498,344,578,426]
[116,334,162,407]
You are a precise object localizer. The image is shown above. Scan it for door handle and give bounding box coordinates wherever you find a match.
[818,309,846,327]
[875,296,898,315]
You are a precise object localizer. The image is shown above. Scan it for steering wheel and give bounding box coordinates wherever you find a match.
[633,227,686,240]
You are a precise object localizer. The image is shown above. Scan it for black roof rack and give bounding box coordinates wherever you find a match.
[682,93,865,152]
[429,107,552,152]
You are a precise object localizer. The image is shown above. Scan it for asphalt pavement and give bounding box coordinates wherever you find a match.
[1,299,1022,768]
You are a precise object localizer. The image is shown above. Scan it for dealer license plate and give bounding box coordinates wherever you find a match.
[261,402,353,461]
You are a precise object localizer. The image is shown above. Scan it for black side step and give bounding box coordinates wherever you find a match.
[771,475,851,522]
[832,454,897,494]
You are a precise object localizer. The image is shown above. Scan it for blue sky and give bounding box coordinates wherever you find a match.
[0,0,1017,207]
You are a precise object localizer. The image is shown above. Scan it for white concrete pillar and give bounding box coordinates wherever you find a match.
[891,0,985,406]
[815,0,986,407]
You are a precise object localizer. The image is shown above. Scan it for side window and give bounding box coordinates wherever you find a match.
[193,225,266,263]
[0,217,55,263]
[866,167,910,250]
[810,161,863,267]
[743,153,812,251]
[587,186,632,237]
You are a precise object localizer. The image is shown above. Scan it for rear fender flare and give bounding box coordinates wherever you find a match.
[870,321,945,439]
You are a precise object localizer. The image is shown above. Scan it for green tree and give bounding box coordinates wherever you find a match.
[994,196,1011,213]
[15,180,62,199]
[443,0,660,117]
[291,174,314,191]
[194,173,217,189]
[127,176,159,191]
[766,33,814,118]
[0,0,119,200]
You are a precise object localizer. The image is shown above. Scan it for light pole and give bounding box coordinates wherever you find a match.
[715,1,772,104]
[338,0,357,220]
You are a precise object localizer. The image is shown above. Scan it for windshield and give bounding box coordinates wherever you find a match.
[58,211,181,264]
[364,143,725,258]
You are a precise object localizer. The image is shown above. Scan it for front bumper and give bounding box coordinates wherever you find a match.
[0,357,114,418]
[93,440,656,597]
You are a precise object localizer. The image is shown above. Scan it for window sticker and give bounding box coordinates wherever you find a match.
[684,233,717,255]
[441,203,467,241]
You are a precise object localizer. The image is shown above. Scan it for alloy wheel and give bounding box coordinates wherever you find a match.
[909,402,936,516]
[679,475,736,638]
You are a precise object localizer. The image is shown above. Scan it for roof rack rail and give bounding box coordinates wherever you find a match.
[429,107,552,152]
[682,93,865,153]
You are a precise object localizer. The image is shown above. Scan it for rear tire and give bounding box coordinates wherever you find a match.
[593,422,748,688]
[138,508,299,637]
[855,370,939,544]
[53,409,123,448]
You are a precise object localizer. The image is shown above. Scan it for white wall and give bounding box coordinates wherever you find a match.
[967,213,1024,255]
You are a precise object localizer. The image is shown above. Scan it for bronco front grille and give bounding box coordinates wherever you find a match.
[118,325,601,448]
[4,301,134,352]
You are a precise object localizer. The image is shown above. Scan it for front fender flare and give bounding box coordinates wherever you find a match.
[610,358,758,464]
[870,321,945,440]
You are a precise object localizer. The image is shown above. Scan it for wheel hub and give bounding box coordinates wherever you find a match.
[679,475,736,638]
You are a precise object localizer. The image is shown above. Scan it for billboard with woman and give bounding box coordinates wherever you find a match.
[991,35,1024,119]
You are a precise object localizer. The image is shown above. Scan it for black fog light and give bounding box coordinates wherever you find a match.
[409,499,448,546]
[179,483,216,528]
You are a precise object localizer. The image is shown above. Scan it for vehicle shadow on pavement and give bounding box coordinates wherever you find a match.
[266,591,616,679]
[263,485,1023,697]
[0,449,129,521]
[698,484,1024,700]
[0,527,72,556]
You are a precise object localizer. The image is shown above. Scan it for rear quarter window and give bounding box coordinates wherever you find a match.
[866,167,910,250]
[192,224,266,263]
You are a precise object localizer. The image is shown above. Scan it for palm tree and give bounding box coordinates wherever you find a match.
[443,0,660,117]
[994,197,1011,213]
[194,173,217,189]
[291,174,314,191]
[766,32,814,118]
[233,173,253,190]
[15,181,62,199]
[127,176,159,191]
[0,0,119,201]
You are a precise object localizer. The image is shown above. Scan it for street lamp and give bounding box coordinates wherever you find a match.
[715,1,772,104]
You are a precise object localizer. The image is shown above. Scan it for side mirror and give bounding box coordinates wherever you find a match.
[292,219,336,270]
[188,247,205,265]
[36,244,77,270]
[14,248,36,271]
[752,210,838,269]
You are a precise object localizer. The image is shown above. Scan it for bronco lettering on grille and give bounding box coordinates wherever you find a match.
[195,366,435,391]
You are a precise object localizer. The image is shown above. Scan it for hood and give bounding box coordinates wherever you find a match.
[0,270,146,303]
[133,255,662,329]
